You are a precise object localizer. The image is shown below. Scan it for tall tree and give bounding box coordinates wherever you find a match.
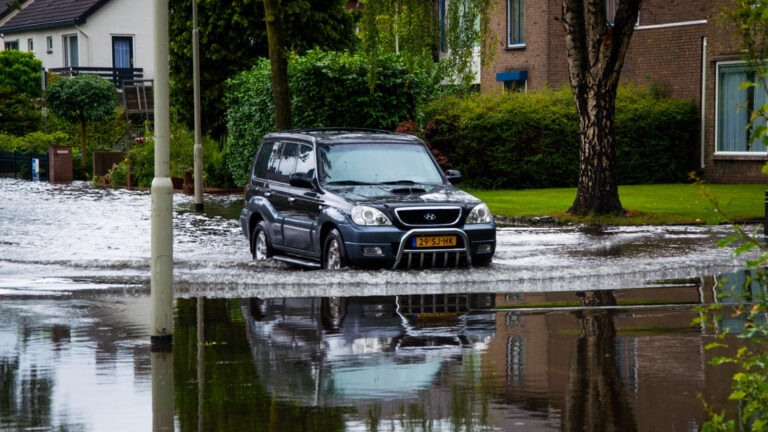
[45,74,117,168]
[561,0,641,215]
[168,0,354,138]
[263,0,291,130]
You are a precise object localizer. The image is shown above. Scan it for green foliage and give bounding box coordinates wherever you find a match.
[47,107,127,151]
[0,85,41,136]
[0,50,42,97]
[45,74,117,123]
[168,0,356,138]
[225,51,425,185]
[358,0,496,95]
[422,85,698,189]
[0,131,71,153]
[694,184,768,431]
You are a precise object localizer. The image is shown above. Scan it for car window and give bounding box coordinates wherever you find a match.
[266,142,284,181]
[252,141,274,180]
[271,142,299,183]
[320,143,443,185]
[294,144,315,178]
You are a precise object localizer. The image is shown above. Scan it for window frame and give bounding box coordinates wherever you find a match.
[27,38,33,52]
[4,40,19,51]
[63,34,78,67]
[46,36,53,53]
[714,60,768,156]
[507,0,525,48]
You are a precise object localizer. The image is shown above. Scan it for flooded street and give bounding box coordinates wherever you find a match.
[0,178,760,431]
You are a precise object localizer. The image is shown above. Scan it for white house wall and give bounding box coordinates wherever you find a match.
[3,0,153,78]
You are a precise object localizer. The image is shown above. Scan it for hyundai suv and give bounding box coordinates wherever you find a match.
[239,128,496,269]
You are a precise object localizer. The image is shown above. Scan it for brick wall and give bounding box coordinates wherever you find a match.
[48,146,73,183]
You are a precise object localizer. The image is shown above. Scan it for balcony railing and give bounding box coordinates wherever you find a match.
[48,67,144,89]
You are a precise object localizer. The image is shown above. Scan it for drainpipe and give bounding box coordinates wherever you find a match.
[151,0,173,346]
[74,25,90,66]
[700,37,707,169]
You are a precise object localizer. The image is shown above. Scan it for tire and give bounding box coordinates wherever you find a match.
[251,221,272,261]
[323,229,348,270]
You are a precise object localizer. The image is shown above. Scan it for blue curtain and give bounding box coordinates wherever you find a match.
[718,65,749,152]
[113,38,131,68]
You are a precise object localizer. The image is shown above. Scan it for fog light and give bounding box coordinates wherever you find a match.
[363,247,383,256]
[477,244,492,253]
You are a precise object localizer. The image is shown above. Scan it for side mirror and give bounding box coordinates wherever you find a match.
[446,169,462,183]
[290,172,316,190]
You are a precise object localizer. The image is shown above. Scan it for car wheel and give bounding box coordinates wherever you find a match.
[251,221,272,261]
[323,229,347,270]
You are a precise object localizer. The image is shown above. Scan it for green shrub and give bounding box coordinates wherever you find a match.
[0,131,71,153]
[422,85,698,189]
[225,50,425,186]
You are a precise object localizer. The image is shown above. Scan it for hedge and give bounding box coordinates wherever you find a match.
[422,85,699,189]
[225,50,425,186]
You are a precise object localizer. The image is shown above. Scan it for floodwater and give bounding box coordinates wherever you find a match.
[0,178,761,431]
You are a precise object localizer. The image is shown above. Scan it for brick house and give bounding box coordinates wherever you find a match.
[483,0,768,183]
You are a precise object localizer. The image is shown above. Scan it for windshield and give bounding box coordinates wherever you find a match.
[320,143,444,185]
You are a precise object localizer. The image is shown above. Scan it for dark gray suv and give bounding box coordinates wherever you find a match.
[239,128,496,269]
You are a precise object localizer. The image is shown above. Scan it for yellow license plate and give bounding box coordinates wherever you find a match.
[413,236,457,248]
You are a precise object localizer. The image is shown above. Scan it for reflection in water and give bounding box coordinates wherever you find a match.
[0,283,754,431]
[564,291,637,432]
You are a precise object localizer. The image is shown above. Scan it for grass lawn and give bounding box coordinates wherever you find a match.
[465,183,768,224]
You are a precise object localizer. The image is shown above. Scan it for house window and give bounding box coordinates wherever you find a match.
[63,34,78,67]
[716,62,768,153]
[4,40,19,51]
[46,36,53,53]
[508,0,525,46]
[504,79,526,93]
[27,38,33,52]
[496,70,528,93]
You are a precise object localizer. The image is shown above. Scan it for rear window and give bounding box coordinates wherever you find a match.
[252,141,274,179]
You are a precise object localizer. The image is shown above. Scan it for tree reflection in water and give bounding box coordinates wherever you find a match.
[564,290,638,432]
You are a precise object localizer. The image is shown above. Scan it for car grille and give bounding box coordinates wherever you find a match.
[394,206,462,227]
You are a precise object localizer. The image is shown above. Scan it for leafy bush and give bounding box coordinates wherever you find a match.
[0,131,71,153]
[0,50,42,97]
[0,85,41,136]
[421,85,698,189]
[225,51,425,185]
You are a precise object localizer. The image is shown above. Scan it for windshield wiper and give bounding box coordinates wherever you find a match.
[326,180,377,186]
[378,180,418,185]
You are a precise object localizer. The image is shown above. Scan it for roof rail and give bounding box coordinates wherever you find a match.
[280,127,396,135]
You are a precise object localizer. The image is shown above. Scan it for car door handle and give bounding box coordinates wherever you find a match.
[263,192,271,198]
[288,197,295,203]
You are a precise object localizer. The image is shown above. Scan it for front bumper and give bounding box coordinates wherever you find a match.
[338,222,496,269]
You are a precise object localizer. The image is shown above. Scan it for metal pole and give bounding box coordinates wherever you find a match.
[196,297,204,432]
[192,0,204,212]
[151,348,175,432]
[764,190,767,239]
[151,0,174,346]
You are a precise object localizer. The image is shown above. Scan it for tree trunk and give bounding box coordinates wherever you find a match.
[79,115,87,170]
[561,0,641,216]
[264,0,292,131]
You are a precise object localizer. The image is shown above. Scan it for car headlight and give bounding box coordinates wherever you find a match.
[351,206,392,226]
[465,203,492,224]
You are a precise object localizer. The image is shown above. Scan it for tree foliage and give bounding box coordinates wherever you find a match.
[0,50,42,97]
[358,0,496,95]
[45,74,118,168]
[0,86,41,136]
[168,0,356,138]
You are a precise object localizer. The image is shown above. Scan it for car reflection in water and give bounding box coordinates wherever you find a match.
[242,294,496,406]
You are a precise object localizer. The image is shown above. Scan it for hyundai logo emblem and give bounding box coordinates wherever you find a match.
[423,213,437,221]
